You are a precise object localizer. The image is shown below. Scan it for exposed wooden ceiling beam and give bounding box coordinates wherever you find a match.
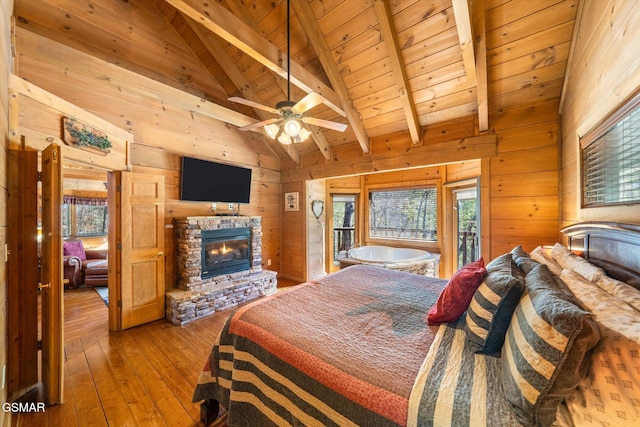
[373,0,421,145]
[452,0,477,86]
[160,6,300,164]
[224,1,330,162]
[166,0,346,118]
[151,0,298,164]
[172,19,301,164]
[291,0,370,154]
[188,19,302,165]
[472,0,489,131]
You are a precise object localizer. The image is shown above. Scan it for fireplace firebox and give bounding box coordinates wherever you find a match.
[201,228,251,279]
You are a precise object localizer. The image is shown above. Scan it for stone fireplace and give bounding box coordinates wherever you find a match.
[166,216,277,325]
[201,227,251,279]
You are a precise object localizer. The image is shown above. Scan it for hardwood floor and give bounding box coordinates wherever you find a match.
[13,283,298,427]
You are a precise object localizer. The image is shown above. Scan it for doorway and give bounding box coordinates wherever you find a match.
[61,172,111,334]
[451,183,480,269]
[328,194,357,272]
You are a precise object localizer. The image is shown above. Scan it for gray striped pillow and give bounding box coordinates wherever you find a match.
[465,254,525,355]
[502,264,600,426]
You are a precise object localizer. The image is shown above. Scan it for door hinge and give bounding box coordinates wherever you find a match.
[116,242,122,250]
[117,185,122,192]
[117,300,122,308]
[37,171,42,182]
[37,340,42,351]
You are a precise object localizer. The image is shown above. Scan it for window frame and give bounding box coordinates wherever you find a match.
[364,180,441,250]
[580,89,640,208]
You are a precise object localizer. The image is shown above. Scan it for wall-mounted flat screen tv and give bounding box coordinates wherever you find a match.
[180,156,252,204]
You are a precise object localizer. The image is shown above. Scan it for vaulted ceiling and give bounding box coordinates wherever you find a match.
[14,0,578,165]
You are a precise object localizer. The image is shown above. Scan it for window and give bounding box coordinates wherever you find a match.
[331,194,357,264]
[62,197,108,237]
[582,91,640,207]
[368,187,437,241]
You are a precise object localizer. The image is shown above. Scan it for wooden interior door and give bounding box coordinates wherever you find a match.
[6,146,39,399]
[113,171,165,330]
[40,143,64,404]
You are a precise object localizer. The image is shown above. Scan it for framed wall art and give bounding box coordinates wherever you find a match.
[285,192,299,211]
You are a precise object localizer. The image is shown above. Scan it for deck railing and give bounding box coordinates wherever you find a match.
[458,230,478,266]
[333,227,355,260]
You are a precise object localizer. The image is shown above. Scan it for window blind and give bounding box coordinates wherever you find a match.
[582,103,640,207]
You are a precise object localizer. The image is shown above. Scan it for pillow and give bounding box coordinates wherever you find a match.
[551,242,605,282]
[510,245,540,274]
[596,275,640,312]
[560,270,640,426]
[561,269,637,313]
[510,245,529,263]
[502,264,600,427]
[63,240,86,260]
[529,245,563,277]
[486,252,512,272]
[427,258,486,325]
[465,252,525,355]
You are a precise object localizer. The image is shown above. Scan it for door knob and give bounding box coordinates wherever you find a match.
[157,251,164,257]
[38,282,51,290]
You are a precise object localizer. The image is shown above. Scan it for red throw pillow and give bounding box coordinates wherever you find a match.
[427,258,486,325]
[63,240,87,261]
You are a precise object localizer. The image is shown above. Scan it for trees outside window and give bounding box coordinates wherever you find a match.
[332,194,356,262]
[368,187,437,241]
[62,198,108,238]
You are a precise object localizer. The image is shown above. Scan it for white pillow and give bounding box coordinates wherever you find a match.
[560,270,640,426]
[529,245,563,276]
[551,243,605,282]
[596,275,640,313]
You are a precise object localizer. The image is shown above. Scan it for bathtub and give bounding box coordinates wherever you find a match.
[341,245,440,277]
[348,245,430,263]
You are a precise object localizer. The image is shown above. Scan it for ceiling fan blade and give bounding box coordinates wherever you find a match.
[301,117,348,132]
[228,97,280,115]
[238,118,281,132]
[292,92,325,114]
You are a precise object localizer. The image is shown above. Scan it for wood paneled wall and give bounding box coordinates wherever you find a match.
[560,0,640,228]
[281,181,304,281]
[489,100,560,256]
[282,103,560,279]
[0,1,12,424]
[15,29,283,288]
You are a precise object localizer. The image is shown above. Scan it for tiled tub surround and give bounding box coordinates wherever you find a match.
[166,216,277,325]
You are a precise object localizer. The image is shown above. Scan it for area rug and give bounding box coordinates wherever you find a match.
[94,287,109,307]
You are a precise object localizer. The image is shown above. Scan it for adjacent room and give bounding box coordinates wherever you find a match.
[2,0,640,426]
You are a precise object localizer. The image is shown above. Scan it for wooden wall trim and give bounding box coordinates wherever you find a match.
[10,75,132,171]
[281,133,496,183]
[10,74,132,141]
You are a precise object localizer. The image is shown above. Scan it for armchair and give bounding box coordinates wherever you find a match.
[62,239,109,288]
[63,255,82,288]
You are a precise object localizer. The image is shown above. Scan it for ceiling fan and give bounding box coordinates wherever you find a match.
[228,0,348,144]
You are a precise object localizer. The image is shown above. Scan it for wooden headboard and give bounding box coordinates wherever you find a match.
[562,222,640,290]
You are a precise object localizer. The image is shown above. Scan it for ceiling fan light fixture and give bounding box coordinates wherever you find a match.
[283,117,302,137]
[264,123,280,139]
[298,127,312,141]
[278,133,293,145]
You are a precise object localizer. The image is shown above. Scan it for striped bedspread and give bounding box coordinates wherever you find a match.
[193,265,446,426]
[408,316,523,427]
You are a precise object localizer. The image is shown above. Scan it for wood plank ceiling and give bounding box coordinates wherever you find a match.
[14,0,578,166]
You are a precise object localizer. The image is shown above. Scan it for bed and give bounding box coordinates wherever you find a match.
[193,222,640,426]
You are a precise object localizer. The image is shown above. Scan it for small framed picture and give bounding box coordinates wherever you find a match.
[285,192,299,211]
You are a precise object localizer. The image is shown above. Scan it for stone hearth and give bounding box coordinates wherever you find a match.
[166,216,277,325]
